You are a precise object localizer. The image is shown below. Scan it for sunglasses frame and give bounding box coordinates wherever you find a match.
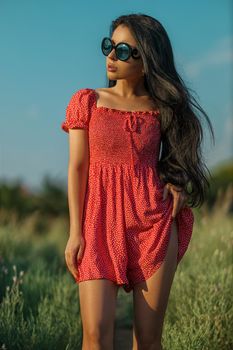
[101,37,141,61]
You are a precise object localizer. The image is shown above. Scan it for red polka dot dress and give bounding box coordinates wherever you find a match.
[61,88,194,293]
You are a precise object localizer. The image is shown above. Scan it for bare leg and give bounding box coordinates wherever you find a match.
[78,279,120,350]
[132,218,179,350]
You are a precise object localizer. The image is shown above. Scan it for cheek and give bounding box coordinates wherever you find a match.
[118,62,143,77]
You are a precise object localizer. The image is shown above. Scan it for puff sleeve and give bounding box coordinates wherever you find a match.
[61,88,92,133]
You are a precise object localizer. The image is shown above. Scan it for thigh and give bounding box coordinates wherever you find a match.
[78,279,120,339]
[132,218,179,346]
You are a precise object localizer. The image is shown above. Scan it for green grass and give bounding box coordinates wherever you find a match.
[0,212,232,349]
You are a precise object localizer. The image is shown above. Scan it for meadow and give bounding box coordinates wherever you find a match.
[0,204,232,350]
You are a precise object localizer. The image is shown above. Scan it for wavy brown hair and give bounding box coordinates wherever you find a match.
[105,13,215,208]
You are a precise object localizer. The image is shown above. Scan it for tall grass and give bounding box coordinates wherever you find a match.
[0,210,232,349]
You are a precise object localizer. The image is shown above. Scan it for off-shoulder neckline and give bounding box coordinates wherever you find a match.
[89,88,160,115]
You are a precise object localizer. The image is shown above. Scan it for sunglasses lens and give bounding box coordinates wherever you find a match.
[101,37,112,56]
[101,38,133,61]
[116,44,130,61]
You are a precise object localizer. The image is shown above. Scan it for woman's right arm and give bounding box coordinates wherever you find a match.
[68,128,89,234]
[65,128,89,279]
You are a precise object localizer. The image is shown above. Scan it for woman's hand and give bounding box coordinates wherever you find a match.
[64,233,85,280]
[163,182,188,218]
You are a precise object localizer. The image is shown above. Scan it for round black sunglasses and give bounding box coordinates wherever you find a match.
[101,37,141,61]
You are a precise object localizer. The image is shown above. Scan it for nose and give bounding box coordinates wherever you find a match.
[108,47,117,60]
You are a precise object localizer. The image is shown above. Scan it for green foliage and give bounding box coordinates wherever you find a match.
[0,159,232,228]
[0,256,82,349]
[0,175,68,227]
[207,159,233,211]
[162,214,233,349]
[0,211,232,349]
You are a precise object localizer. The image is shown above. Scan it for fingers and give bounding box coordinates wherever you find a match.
[77,236,85,263]
[65,250,79,280]
[172,192,180,218]
[64,236,86,281]
[162,183,171,201]
[173,192,189,217]
[163,183,188,218]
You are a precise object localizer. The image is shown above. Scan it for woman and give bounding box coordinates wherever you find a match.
[61,13,214,350]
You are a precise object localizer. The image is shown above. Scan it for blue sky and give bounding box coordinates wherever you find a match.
[0,0,232,191]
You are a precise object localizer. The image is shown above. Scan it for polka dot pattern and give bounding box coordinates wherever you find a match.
[61,88,195,293]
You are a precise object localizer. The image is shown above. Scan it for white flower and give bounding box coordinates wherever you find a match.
[12,276,17,283]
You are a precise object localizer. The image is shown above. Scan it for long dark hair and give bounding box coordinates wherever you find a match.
[106,13,215,208]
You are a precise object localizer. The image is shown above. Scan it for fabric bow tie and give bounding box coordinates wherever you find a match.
[123,114,141,132]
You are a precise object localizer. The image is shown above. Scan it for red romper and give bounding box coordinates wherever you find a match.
[61,87,194,293]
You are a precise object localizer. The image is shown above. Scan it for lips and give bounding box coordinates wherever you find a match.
[108,64,117,70]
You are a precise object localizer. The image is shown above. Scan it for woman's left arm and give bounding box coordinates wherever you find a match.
[163,182,189,218]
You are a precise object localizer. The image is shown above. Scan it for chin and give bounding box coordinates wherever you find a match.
[107,71,118,75]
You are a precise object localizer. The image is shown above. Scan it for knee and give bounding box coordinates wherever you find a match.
[83,324,113,349]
